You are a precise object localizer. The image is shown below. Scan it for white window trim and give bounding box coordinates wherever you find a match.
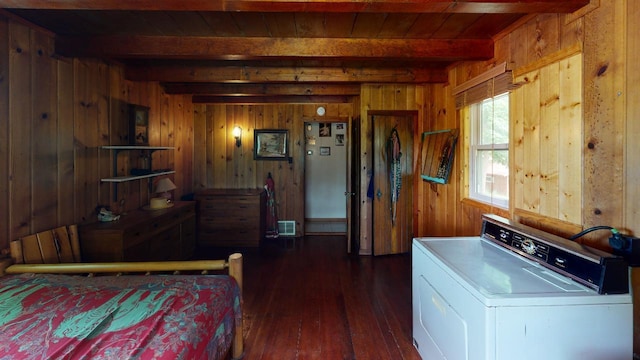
[468,96,509,209]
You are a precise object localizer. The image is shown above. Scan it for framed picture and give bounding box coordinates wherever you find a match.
[129,104,150,145]
[335,134,345,146]
[319,123,331,137]
[320,146,331,156]
[254,129,288,160]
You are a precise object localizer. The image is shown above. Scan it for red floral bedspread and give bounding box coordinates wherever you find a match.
[0,273,241,360]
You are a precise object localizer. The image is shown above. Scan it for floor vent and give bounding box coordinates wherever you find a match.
[278,221,296,236]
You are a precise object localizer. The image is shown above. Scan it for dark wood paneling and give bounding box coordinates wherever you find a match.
[0,18,194,251]
[57,58,75,225]
[31,30,57,231]
[9,21,32,240]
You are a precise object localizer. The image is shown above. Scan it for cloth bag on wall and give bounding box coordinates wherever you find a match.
[265,173,279,238]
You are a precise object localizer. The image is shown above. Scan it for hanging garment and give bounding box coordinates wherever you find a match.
[265,172,280,238]
[387,127,402,225]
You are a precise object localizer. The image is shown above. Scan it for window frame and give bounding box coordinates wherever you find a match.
[467,93,510,209]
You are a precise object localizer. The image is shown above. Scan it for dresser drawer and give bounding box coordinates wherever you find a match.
[123,240,149,261]
[149,226,180,261]
[79,201,196,262]
[199,207,259,218]
[122,227,149,247]
[195,189,266,248]
[198,196,258,206]
[199,216,260,229]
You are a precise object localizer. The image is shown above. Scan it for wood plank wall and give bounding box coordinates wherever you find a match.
[444,1,640,350]
[0,18,193,250]
[192,103,353,237]
[511,53,583,225]
[359,85,425,255]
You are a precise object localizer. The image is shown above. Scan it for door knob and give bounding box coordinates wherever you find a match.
[376,189,382,199]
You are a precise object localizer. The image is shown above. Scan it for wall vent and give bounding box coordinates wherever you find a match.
[278,221,296,236]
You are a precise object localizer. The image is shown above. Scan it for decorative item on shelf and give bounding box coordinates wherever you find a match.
[232,126,242,147]
[154,177,177,200]
[128,104,150,145]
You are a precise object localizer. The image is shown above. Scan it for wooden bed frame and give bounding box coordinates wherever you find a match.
[0,247,244,359]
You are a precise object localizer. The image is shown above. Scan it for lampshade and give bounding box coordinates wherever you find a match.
[155,178,177,193]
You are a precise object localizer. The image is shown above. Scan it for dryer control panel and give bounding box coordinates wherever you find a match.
[480,214,629,294]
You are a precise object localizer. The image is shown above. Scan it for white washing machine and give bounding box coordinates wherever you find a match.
[412,214,633,360]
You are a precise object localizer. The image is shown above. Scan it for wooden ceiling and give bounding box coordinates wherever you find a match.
[0,0,589,103]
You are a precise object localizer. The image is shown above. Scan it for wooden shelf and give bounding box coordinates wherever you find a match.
[102,146,174,151]
[101,170,176,183]
[102,145,175,200]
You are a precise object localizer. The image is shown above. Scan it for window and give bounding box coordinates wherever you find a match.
[454,64,514,209]
[469,93,509,208]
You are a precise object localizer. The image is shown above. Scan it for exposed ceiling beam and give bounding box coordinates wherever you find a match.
[128,65,449,83]
[56,36,493,62]
[192,95,354,103]
[0,0,590,14]
[162,83,362,96]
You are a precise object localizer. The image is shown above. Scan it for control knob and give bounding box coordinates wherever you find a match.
[521,238,536,255]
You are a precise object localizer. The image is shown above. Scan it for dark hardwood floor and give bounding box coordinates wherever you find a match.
[201,235,421,360]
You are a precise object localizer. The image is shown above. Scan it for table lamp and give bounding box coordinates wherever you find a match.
[155,177,177,200]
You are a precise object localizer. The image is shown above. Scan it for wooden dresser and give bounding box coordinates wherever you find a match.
[79,201,196,262]
[196,189,266,247]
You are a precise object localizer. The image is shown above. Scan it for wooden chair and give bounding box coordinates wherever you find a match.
[9,225,81,264]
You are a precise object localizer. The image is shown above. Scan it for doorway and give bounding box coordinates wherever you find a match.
[304,121,349,235]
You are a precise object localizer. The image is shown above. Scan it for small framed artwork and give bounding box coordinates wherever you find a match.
[129,104,150,145]
[254,129,289,160]
[319,123,331,137]
[335,134,345,146]
[320,146,331,156]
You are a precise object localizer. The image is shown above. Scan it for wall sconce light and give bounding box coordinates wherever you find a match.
[232,126,242,147]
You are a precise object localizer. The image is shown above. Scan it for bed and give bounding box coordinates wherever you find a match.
[0,233,244,360]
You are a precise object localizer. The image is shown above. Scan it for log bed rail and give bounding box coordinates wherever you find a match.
[0,253,244,360]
